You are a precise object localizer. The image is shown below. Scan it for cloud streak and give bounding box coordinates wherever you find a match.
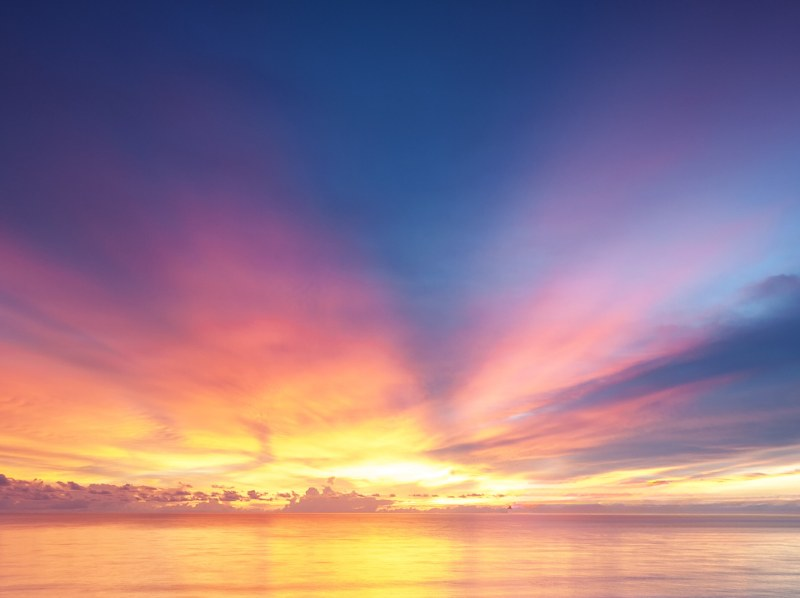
[428,274,800,503]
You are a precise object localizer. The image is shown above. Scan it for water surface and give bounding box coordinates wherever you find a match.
[1,513,798,597]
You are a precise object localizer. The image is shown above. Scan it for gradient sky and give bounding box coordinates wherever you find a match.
[1,1,800,512]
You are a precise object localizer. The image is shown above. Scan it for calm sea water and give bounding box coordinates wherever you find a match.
[1,513,798,597]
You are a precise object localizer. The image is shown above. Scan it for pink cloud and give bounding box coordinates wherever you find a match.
[0,175,422,486]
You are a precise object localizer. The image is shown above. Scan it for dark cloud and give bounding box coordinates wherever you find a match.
[553,274,795,410]
[560,309,799,414]
[538,279,800,475]
[743,274,800,306]
[431,275,800,482]
[507,274,789,421]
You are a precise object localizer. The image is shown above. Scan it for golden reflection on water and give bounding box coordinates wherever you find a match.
[1,513,799,597]
[0,513,461,597]
[262,515,458,596]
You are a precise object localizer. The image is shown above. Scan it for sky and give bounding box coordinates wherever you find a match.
[1,1,800,512]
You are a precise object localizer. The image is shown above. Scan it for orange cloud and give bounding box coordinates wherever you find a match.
[0,195,431,493]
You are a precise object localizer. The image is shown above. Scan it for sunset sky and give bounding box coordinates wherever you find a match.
[1,1,799,512]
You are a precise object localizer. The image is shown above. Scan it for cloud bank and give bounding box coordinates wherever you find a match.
[0,475,402,513]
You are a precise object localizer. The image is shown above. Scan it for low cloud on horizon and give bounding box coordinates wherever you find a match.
[2,474,799,515]
[0,473,400,513]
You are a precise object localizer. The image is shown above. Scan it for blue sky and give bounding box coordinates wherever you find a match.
[1,1,799,510]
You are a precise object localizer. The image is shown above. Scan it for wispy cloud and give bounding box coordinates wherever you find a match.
[0,184,429,489]
[429,274,800,500]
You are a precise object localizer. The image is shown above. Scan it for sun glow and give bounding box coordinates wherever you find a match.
[330,461,467,487]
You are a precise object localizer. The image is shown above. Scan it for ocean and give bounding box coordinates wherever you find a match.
[1,513,798,597]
